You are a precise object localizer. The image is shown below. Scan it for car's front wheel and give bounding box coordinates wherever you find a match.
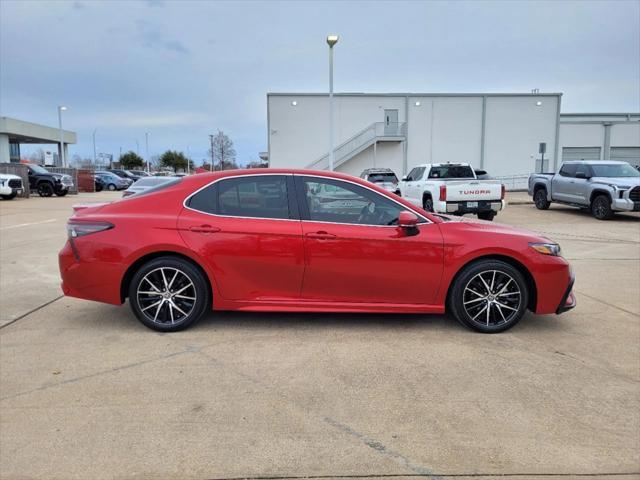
[591,194,614,220]
[37,182,54,197]
[128,256,210,332]
[55,189,68,197]
[449,259,529,333]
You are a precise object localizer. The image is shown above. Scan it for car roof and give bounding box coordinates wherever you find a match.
[362,168,395,173]
[563,160,628,165]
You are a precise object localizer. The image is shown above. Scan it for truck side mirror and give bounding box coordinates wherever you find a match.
[402,175,411,181]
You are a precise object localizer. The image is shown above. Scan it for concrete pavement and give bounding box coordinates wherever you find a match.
[0,192,638,479]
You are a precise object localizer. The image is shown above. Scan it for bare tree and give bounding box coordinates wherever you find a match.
[208,130,237,170]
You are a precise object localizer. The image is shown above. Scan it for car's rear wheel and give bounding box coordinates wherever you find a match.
[107,183,117,191]
[534,189,550,210]
[591,194,614,220]
[37,182,54,197]
[129,257,209,332]
[422,196,434,212]
[449,260,529,333]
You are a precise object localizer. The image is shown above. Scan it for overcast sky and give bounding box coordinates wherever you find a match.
[1,0,639,165]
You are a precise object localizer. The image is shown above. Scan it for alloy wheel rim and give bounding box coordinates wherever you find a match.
[463,270,521,327]
[137,267,197,325]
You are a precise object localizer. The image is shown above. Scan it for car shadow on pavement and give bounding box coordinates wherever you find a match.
[548,205,640,222]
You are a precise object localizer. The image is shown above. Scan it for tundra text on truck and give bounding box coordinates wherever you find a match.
[400,163,505,221]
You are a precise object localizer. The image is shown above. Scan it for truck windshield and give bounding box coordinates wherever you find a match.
[428,165,475,179]
[590,164,639,178]
[29,164,49,174]
[368,173,398,183]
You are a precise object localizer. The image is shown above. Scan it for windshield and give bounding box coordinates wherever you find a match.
[428,165,475,179]
[591,163,639,178]
[29,164,49,174]
[368,173,398,183]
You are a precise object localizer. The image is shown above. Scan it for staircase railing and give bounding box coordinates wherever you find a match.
[307,122,405,170]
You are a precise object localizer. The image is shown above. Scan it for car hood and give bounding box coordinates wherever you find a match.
[590,176,640,188]
[436,214,552,243]
[0,173,22,180]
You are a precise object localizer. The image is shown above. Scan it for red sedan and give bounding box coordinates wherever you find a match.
[59,169,575,333]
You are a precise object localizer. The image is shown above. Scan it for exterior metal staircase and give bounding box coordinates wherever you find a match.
[306,122,406,170]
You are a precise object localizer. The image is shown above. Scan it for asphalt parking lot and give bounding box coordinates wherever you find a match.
[0,192,638,480]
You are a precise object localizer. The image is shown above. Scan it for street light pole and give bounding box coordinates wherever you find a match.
[209,134,214,172]
[145,132,150,173]
[92,129,97,164]
[326,35,339,171]
[58,106,67,167]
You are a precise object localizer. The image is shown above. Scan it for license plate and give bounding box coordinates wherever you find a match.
[466,201,478,208]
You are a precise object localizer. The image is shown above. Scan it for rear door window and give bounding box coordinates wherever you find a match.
[559,164,578,177]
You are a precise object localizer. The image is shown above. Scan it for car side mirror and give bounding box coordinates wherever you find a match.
[398,211,419,228]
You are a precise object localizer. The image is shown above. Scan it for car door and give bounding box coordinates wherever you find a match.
[294,175,444,305]
[570,163,592,204]
[178,174,305,302]
[552,163,577,202]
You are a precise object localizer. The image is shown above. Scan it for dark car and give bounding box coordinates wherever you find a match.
[109,169,138,183]
[94,174,106,192]
[27,164,74,197]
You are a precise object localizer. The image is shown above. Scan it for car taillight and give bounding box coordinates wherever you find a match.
[67,221,114,238]
[501,184,506,200]
[439,185,447,201]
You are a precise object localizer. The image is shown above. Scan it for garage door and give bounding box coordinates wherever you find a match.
[562,147,601,161]
[610,147,640,167]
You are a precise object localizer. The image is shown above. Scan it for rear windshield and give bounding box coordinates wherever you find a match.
[428,165,475,179]
[126,177,182,197]
[368,173,398,183]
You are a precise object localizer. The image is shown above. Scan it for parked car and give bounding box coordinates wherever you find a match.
[528,160,640,220]
[128,170,152,178]
[95,171,130,191]
[109,169,139,182]
[0,173,24,200]
[26,164,73,197]
[94,174,106,192]
[59,170,575,334]
[360,168,401,195]
[400,163,505,221]
[122,176,178,197]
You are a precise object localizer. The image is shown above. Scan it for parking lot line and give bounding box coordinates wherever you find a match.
[0,218,58,231]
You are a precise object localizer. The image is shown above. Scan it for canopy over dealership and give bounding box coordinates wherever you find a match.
[0,116,76,166]
[267,93,640,177]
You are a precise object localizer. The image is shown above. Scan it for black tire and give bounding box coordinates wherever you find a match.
[37,182,54,197]
[422,196,434,212]
[129,256,209,332]
[1,193,17,200]
[55,190,68,197]
[449,259,529,333]
[477,211,495,221]
[534,189,550,210]
[591,194,614,220]
[95,184,103,192]
[107,183,117,191]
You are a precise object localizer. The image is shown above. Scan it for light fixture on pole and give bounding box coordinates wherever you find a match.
[326,35,339,171]
[58,106,67,167]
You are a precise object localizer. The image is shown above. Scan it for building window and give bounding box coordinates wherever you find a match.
[9,142,20,163]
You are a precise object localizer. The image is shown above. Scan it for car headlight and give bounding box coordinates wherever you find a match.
[529,242,562,256]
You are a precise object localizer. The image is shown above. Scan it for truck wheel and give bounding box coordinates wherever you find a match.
[591,195,614,220]
[422,196,434,212]
[55,190,68,197]
[477,211,495,221]
[37,182,54,197]
[534,189,550,210]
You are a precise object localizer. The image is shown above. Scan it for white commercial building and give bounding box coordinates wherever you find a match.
[267,92,640,179]
[559,113,640,166]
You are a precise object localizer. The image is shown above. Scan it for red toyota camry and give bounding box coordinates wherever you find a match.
[59,169,575,333]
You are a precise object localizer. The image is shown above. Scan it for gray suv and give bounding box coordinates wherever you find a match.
[528,161,640,220]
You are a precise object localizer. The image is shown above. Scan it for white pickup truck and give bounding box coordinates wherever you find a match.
[399,163,505,221]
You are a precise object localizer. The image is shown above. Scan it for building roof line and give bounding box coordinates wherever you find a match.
[267,92,563,98]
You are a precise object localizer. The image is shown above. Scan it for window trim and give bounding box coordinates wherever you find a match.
[183,173,301,222]
[294,174,430,228]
